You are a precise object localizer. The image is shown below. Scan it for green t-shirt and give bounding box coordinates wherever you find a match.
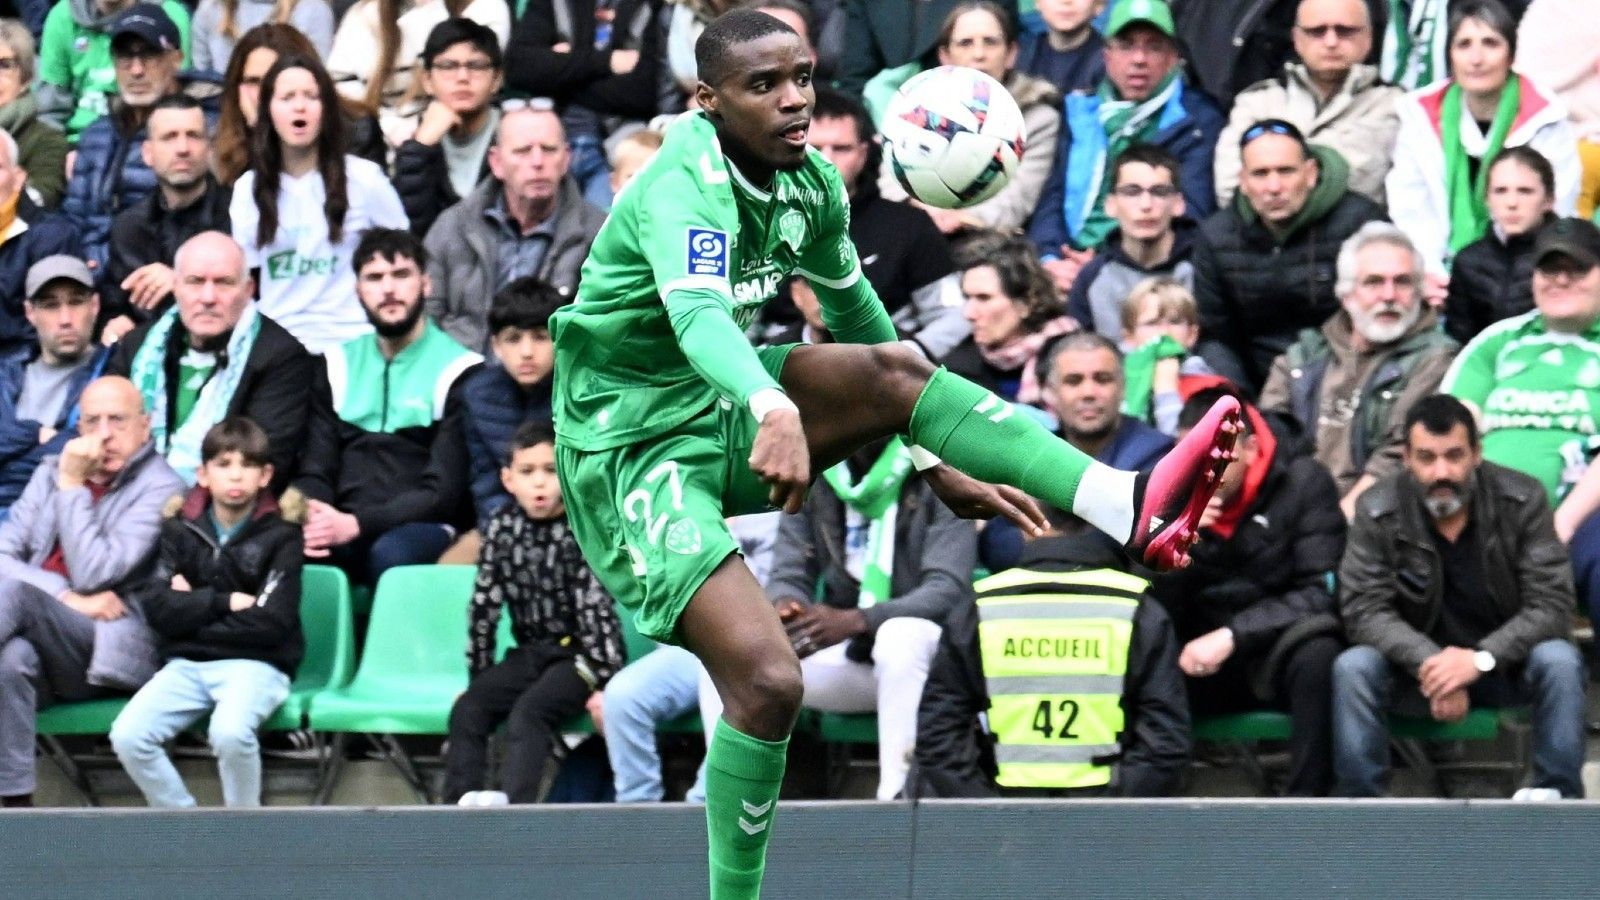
[552,111,895,452]
[1442,310,1600,504]
[174,348,216,429]
[38,0,193,143]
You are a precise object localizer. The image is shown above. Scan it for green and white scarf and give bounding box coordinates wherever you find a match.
[1097,68,1181,177]
[1441,76,1521,257]
[129,304,262,484]
[1382,0,1447,90]
[821,437,913,609]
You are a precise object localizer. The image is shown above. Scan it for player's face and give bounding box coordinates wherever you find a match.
[937,9,1017,84]
[1052,347,1124,440]
[356,253,430,338]
[806,115,868,192]
[1486,160,1553,237]
[502,442,564,520]
[697,31,815,178]
[492,325,554,387]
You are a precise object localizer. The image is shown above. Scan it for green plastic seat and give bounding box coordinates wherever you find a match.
[1192,711,1294,743]
[35,697,130,736]
[262,565,356,732]
[817,711,879,744]
[1193,709,1501,743]
[308,565,478,735]
[1392,708,1501,740]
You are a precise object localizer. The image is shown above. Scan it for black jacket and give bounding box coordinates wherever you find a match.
[1340,461,1574,673]
[1154,448,1346,700]
[1193,153,1387,392]
[392,135,491,239]
[505,0,663,121]
[911,533,1191,799]
[0,195,80,356]
[108,313,321,495]
[103,176,232,323]
[1443,219,1547,345]
[138,486,305,676]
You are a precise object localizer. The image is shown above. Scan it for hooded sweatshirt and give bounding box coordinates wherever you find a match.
[36,0,193,143]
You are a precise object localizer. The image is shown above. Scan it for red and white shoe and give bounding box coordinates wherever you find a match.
[1127,395,1242,570]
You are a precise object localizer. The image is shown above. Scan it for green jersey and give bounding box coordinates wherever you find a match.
[1442,310,1600,504]
[552,111,897,452]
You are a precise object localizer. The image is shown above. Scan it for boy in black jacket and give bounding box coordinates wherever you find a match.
[445,421,625,805]
[109,418,303,808]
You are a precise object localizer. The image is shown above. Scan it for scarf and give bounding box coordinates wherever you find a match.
[1442,76,1521,257]
[1120,334,1188,421]
[1382,0,1447,90]
[129,305,262,484]
[822,438,913,608]
[978,315,1079,406]
[1062,69,1182,246]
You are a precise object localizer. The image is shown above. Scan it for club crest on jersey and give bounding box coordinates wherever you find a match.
[686,228,730,277]
[778,209,806,252]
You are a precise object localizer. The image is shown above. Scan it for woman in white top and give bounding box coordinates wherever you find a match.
[231,53,409,354]
[190,0,336,74]
[326,0,511,148]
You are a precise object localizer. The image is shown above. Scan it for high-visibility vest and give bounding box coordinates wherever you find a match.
[974,565,1144,789]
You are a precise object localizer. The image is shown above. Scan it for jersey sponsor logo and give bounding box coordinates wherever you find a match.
[776,184,824,206]
[686,228,730,278]
[266,250,339,279]
[733,271,783,306]
[1483,387,1599,435]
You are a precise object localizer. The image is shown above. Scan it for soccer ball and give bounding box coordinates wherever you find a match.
[881,66,1027,210]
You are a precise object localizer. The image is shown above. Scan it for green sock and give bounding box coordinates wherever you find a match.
[907,367,1138,541]
[704,718,788,900]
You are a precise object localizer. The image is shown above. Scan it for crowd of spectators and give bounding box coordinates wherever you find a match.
[1,0,1599,809]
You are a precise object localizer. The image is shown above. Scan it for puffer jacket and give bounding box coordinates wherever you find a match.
[1442,217,1549,345]
[1386,74,1580,274]
[459,363,552,530]
[1192,144,1387,391]
[0,194,82,356]
[1341,461,1574,673]
[1154,447,1346,701]
[424,175,605,353]
[137,486,305,676]
[391,130,491,239]
[0,344,111,515]
[61,72,222,274]
[1214,63,1403,206]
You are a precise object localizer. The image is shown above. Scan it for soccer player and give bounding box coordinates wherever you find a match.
[551,10,1241,898]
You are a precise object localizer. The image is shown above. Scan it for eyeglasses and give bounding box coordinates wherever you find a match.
[500,96,556,112]
[1294,23,1366,40]
[1240,120,1301,148]
[1111,184,1179,200]
[430,59,497,75]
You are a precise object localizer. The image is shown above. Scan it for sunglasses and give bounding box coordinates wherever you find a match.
[500,96,556,112]
[1240,120,1301,148]
[1294,23,1366,40]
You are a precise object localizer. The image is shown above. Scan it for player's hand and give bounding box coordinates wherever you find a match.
[924,465,1048,537]
[749,409,810,514]
[785,604,867,657]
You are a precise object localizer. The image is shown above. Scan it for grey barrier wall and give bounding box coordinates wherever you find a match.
[3,799,1599,898]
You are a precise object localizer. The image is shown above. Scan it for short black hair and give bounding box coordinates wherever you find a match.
[488,276,566,334]
[352,228,428,274]
[695,7,799,88]
[1178,386,1252,436]
[422,17,502,70]
[148,93,205,118]
[1404,394,1479,449]
[201,417,271,467]
[508,419,556,461]
[1111,143,1182,192]
[1488,145,1556,198]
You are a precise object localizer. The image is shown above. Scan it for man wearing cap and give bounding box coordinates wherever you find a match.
[1191,118,1386,392]
[0,372,183,808]
[1027,0,1224,288]
[106,231,319,493]
[62,3,218,280]
[0,128,81,360]
[1451,218,1600,633]
[36,0,192,144]
[0,257,113,520]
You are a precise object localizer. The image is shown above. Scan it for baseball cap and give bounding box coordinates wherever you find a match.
[109,4,180,53]
[25,255,95,299]
[1532,217,1600,271]
[1105,0,1177,40]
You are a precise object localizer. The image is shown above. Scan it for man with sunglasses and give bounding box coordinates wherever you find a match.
[1214,0,1402,207]
[1192,117,1386,393]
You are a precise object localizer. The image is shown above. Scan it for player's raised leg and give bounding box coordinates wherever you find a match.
[778,342,1241,569]
[676,558,801,900]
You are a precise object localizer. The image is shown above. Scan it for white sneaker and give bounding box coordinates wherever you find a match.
[476,791,509,806]
[1511,787,1562,801]
[457,791,482,806]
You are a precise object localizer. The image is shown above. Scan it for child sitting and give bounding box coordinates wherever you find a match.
[1119,277,1217,435]
[445,421,626,805]
[110,418,304,808]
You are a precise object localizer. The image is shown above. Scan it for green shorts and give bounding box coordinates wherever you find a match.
[557,344,797,644]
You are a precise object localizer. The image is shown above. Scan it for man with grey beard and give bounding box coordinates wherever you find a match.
[1332,394,1585,799]
[1258,222,1458,519]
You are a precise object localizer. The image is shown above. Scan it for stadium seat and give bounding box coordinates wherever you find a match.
[307,565,477,802]
[262,565,357,732]
[35,697,130,736]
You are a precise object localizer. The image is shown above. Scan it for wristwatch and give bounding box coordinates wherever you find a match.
[1474,650,1497,673]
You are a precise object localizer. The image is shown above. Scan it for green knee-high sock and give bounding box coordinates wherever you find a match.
[907,367,1139,541]
[704,718,788,900]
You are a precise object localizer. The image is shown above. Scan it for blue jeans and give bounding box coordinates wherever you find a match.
[110,658,290,807]
[567,134,616,210]
[1568,512,1600,657]
[1331,641,1587,798]
[602,644,706,803]
[330,522,454,588]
